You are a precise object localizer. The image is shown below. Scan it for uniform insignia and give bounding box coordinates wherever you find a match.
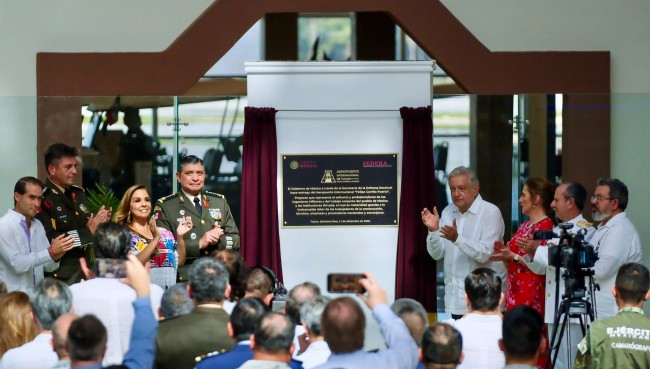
[209,208,222,220]
[51,187,59,195]
[157,193,180,203]
[176,218,183,223]
[205,191,225,199]
[576,220,593,228]
[56,206,62,211]
[191,233,197,240]
[43,199,53,209]
[79,204,89,213]
[51,218,56,230]
[179,210,185,215]
[153,205,162,220]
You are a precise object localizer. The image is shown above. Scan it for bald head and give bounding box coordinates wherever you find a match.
[52,313,77,359]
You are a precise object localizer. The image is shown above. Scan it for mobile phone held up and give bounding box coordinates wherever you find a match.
[327,273,366,294]
[94,258,127,279]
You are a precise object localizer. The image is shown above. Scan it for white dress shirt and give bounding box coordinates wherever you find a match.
[0,332,57,369]
[0,209,58,292]
[426,195,505,314]
[297,340,331,369]
[589,212,643,319]
[69,278,163,366]
[452,313,504,369]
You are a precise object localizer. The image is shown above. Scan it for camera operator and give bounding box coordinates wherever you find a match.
[525,182,595,368]
[589,178,642,319]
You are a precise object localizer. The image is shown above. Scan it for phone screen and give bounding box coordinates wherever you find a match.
[327,273,366,294]
[94,258,127,279]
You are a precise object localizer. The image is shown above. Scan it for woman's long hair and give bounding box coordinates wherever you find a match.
[0,291,38,357]
[113,184,149,225]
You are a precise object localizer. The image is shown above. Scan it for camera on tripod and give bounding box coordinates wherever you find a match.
[533,222,598,270]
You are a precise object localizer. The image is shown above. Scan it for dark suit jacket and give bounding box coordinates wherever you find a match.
[154,305,235,369]
[195,343,304,369]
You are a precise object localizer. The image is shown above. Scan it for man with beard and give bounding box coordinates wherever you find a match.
[589,178,642,319]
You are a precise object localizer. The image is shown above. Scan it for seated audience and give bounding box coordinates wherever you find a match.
[313,272,419,369]
[0,291,38,358]
[238,312,296,369]
[50,313,77,369]
[66,254,158,369]
[212,249,245,314]
[242,267,277,307]
[574,262,650,369]
[420,324,463,369]
[154,257,235,369]
[391,298,429,345]
[0,278,73,369]
[500,305,546,369]
[286,282,321,357]
[297,295,332,369]
[451,267,505,369]
[71,223,163,366]
[196,298,303,369]
[158,283,194,320]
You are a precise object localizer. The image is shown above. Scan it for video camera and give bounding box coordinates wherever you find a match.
[533,222,598,270]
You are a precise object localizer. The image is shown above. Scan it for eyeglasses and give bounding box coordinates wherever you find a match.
[591,195,614,202]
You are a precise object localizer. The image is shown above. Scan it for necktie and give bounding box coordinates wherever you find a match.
[193,197,202,216]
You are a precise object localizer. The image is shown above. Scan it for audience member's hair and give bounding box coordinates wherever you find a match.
[615,262,650,304]
[421,323,463,366]
[67,315,107,362]
[562,182,588,211]
[448,166,479,185]
[113,184,148,224]
[0,279,7,296]
[285,282,321,324]
[231,298,267,341]
[28,278,73,330]
[465,267,502,312]
[502,305,543,361]
[160,283,194,319]
[13,176,44,206]
[300,295,331,336]
[44,143,79,169]
[189,257,229,304]
[321,297,365,353]
[242,267,274,300]
[525,177,556,215]
[254,312,295,354]
[52,313,76,359]
[0,291,38,357]
[597,178,629,210]
[93,222,131,259]
[391,298,429,344]
[212,249,245,300]
[179,154,204,169]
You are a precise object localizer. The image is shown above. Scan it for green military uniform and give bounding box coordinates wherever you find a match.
[153,191,240,282]
[35,178,94,285]
[575,307,650,369]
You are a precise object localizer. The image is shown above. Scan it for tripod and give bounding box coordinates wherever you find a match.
[545,268,598,369]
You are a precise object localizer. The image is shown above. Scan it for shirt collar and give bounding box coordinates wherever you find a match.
[181,190,202,204]
[7,208,27,222]
[619,306,644,314]
[598,211,626,229]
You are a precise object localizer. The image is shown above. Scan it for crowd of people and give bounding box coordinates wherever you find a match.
[0,143,649,369]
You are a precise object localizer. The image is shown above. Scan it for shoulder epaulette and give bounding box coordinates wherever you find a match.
[576,220,593,228]
[71,184,85,191]
[42,186,51,195]
[195,349,224,363]
[204,191,225,199]
[157,193,180,203]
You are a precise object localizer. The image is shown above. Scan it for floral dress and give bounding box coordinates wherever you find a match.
[505,217,553,369]
[129,227,178,289]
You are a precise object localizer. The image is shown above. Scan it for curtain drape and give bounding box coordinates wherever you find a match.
[240,107,283,281]
[396,106,438,311]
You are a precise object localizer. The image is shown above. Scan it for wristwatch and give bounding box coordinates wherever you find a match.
[513,254,520,263]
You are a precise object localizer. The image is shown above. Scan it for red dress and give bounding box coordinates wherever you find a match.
[505,217,553,369]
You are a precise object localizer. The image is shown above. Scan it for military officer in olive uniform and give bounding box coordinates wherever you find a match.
[36,143,112,284]
[154,155,240,282]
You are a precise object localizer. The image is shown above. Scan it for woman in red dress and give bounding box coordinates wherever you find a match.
[491,177,555,369]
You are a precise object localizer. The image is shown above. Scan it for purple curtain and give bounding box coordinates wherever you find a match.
[240,107,283,281]
[396,106,438,311]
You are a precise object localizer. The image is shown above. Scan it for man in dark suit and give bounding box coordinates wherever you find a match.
[154,257,235,369]
[36,143,111,284]
[196,298,304,369]
[154,154,239,282]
